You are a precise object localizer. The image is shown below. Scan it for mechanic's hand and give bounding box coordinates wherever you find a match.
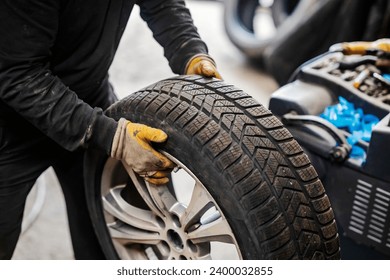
[111,118,175,185]
[185,54,222,79]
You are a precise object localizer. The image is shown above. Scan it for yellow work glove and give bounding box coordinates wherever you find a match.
[330,38,390,55]
[185,54,222,79]
[111,118,175,185]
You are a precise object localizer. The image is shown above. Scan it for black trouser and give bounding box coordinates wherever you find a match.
[0,82,117,259]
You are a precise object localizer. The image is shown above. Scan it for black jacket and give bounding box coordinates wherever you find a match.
[0,0,208,154]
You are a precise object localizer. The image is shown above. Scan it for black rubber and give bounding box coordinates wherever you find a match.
[271,0,300,27]
[85,75,340,260]
[223,0,271,59]
[223,0,318,61]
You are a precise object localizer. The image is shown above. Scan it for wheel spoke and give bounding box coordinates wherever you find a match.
[108,221,161,245]
[123,165,182,218]
[187,217,235,244]
[181,181,214,228]
[124,165,165,216]
[153,242,171,260]
[102,185,161,232]
[145,182,178,214]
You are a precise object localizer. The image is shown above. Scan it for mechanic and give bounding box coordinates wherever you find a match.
[0,0,221,260]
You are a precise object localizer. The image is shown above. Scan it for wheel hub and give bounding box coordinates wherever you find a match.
[167,229,184,251]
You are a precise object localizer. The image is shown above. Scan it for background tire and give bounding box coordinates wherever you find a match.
[85,75,340,259]
[223,0,319,60]
[271,0,300,27]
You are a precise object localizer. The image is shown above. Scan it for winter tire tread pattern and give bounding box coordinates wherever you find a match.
[105,75,340,260]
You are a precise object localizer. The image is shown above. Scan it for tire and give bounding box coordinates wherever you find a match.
[271,0,300,27]
[85,75,340,260]
[223,0,271,59]
[223,0,319,59]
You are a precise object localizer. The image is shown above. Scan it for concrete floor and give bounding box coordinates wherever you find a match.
[12,0,278,259]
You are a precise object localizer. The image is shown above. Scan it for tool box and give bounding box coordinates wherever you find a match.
[269,51,390,259]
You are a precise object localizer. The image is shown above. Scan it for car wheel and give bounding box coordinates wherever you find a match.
[223,0,317,59]
[85,75,340,259]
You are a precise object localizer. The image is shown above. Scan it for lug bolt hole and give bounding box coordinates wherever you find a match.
[172,214,181,228]
[156,216,165,228]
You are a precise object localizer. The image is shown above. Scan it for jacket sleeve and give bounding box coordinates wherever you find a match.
[0,0,117,154]
[136,0,209,74]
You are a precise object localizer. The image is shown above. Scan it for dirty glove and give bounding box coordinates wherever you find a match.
[111,118,175,185]
[185,54,222,79]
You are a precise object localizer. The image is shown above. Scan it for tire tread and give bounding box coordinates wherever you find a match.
[107,76,340,259]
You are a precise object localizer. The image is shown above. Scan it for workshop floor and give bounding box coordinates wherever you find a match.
[12,0,278,259]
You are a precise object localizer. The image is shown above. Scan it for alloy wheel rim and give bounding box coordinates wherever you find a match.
[100,153,242,260]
